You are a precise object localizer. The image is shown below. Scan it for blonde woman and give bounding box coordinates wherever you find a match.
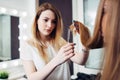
[20,2,89,80]
[87,0,120,80]
[101,0,120,80]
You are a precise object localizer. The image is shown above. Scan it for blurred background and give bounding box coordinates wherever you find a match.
[0,0,104,80]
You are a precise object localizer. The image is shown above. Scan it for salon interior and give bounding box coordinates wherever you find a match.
[0,0,104,80]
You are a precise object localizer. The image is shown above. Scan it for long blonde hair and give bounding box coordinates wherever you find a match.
[101,0,120,80]
[28,2,64,63]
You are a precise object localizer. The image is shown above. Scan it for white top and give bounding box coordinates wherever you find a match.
[20,41,71,80]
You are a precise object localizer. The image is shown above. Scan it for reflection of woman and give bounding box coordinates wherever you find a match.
[20,2,89,80]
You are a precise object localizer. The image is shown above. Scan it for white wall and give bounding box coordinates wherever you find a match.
[72,0,84,23]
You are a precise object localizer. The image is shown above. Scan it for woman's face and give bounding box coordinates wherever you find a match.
[37,10,56,37]
[101,0,110,42]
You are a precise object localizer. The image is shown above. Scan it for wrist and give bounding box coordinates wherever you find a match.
[82,48,89,53]
[50,58,59,67]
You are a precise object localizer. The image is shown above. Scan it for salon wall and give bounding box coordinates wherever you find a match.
[72,0,84,22]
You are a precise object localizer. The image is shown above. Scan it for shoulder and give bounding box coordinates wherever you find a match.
[20,39,35,60]
[26,39,34,46]
[22,38,36,47]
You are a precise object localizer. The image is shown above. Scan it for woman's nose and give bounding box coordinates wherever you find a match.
[47,21,53,28]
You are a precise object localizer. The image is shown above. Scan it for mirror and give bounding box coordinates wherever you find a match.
[0,0,33,63]
[0,14,19,62]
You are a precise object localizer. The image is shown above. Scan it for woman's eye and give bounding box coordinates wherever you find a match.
[44,19,48,22]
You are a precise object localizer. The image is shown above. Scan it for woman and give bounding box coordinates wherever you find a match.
[101,0,120,80]
[87,0,120,80]
[86,0,108,79]
[20,2,89,80]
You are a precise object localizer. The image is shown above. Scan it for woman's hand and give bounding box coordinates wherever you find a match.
[52,43,75,66]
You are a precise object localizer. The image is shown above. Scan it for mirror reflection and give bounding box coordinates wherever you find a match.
[0,14,11,61]
[0,14,19,62]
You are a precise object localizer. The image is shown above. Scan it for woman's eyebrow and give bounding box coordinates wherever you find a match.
[43,17,56,20]
[43,17,49,19]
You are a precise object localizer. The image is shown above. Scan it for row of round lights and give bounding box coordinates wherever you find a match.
[0,7,27,17]
[0,6,28,69]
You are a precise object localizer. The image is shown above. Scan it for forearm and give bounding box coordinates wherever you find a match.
[25,59,58,80]
[70,49,89,65]
[25,43,75,80]
[80,49,89,65]
[79,52,89,65]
